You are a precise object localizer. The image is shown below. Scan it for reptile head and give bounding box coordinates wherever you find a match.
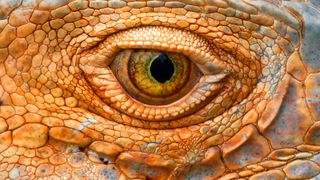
[0,0,320,179]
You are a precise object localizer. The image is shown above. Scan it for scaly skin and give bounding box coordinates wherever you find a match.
[0,0,320,179]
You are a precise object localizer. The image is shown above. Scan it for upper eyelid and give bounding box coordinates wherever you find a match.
[80,26,229,75]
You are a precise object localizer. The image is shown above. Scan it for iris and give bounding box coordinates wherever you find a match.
[128,50,190,97]
[110,49,202,105]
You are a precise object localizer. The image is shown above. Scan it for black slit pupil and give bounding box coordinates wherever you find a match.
[150,53,174,83]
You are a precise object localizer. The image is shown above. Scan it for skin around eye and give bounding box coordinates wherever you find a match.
[79,26,230,121]
[110,49,202,105]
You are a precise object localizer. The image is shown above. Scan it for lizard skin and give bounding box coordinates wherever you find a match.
[0,0,320,179]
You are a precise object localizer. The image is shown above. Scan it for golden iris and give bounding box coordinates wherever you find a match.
[129,50,190,97]
[110,49,201,105]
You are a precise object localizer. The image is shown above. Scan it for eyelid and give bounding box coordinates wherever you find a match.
[80,26,229,75]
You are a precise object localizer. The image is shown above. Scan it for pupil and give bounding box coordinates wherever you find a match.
[150,53,174,83]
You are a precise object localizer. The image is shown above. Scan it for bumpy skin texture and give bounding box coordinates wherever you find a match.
[0,0,320,179]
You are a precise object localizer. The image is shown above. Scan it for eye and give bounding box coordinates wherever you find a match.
[110,49,202,105]
[79,26,253,124]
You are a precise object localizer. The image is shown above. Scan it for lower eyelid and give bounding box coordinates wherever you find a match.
[80,62,227,121]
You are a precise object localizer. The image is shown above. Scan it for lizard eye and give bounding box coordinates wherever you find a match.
[79,26,233,121]
[110,49,202,105]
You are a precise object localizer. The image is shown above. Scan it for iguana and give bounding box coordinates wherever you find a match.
[0,0,319,179]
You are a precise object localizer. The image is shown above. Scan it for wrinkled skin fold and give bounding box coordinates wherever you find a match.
[0,0,320,179]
